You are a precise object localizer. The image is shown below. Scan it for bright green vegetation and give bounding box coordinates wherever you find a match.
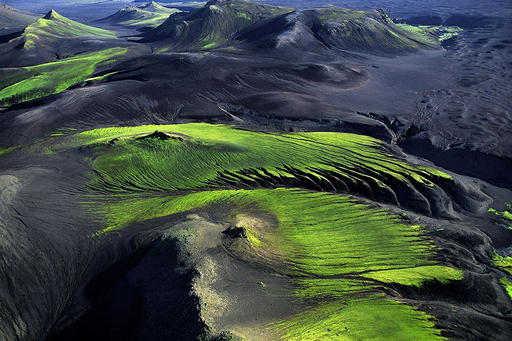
[489,204,512,229]
[493,254,512,300]
[202,42,217,49]
[316,6,367,22]
[499,278,512,300]
[0,146,18,156]
[83,71,119,84]
[275,296,446,341]
[361,265,464,287]
[63,123,462,339]
[0,48,127,107]
[396,24,462,43]
[22,10,115,48]
[69,123,451,195]
[104,2,181,29]
[236,12,250,20]
[493,254,512,276]
[92,187,459,339]
[311,7,445,53]
[50,127,78,137]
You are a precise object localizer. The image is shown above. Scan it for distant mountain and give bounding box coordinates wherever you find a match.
[98,1,181,29]
[142,0,293,49]
[142,0,441,54]
[19,10,115,48]
[0,3,38,34]
[0,10,117,66]
[234,6,440,54]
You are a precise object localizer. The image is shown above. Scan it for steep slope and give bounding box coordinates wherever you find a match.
[20,10,115,49]
[235,6,445,54]
[0,3,38,34]
[142,0,294,50]
[97,1,181,29]
[0,10,120,67]
[143,0,453,54]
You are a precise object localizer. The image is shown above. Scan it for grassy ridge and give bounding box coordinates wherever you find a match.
[493,254,512,300]
[65,123,462,339]
[395,24,462,43]
[101,2,180,29]
[97,188,461,284]
[488,203,512,229]
[71,124,451,200]
[275,296,446,341]
[94,188,460,340]
[0,48,127,107]
[22,10,115,49]
[303,7,454,53]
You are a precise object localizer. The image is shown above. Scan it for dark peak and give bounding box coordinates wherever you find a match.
[43,9,58,20]
[206,0,246,6]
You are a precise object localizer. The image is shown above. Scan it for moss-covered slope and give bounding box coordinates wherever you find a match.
[143,0,456,54]
[235,6,455,54]
[52,123,466,340]
[65,123,458,217]
[142,0,293,50]
[97,1,181,29]
[18,10,115,49]
[0,47,127,107]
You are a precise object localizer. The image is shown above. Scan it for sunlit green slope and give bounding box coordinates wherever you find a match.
[20,10,115,49]
[0,48,126,107]
[98,1,181,29]
[52,123,463,340]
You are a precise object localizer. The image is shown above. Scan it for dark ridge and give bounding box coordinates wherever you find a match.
[399,136,512,189]
[0,30,23,44]
[135,130,183,141]
[234,12,294,44]
[43,9,57,20]
[47,238,209,341]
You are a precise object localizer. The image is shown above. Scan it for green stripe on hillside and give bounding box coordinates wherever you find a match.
[0,48,127,107]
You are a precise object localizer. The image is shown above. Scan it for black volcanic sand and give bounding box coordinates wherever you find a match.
[1,1,512,341]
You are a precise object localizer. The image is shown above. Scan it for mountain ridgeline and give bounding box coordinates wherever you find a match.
[97,1,181,29]
[142,0,441,53]
[0,9,118,66]
[141,0,293,50]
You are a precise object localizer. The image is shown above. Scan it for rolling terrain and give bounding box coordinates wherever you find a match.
[0,0,511,340]
[97,1,181,30]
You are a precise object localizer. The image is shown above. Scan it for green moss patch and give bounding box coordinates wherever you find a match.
[0,48,127,107]
[93,187,460,338]
[493,254,512,276]
[22,10,115,49]
[361,265,464,287]
[499,278,512,300]
[67,124,451,197]
[275,296,446,340]
[64,123,463,339]
[0,146,18,156]
[489,204,512,229]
